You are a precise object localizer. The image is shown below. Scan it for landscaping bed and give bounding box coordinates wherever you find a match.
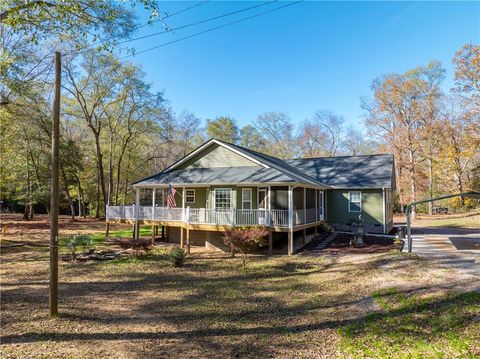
[322,233,403,254]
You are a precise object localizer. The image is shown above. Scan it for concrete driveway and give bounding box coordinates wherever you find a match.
[408,226,480,255]
[403,225,480,281]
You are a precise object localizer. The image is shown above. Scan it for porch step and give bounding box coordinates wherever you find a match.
[310,233,337,250]
[296,232,336,254]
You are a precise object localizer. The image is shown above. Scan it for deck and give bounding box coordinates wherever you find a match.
[106,206,320,228]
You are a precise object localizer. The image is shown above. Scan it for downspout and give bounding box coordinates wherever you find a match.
[382,188,386,234]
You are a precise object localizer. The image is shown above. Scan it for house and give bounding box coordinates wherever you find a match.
[106,138,395,255]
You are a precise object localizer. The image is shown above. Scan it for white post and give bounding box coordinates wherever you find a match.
[267,186,271,225]
[382,188,386,234]
[315,189,318,222]
[152,188,156,221]
[182,187,186,223]
[135,188,140,239]
[303,187,306,224]
[288,186,294,255]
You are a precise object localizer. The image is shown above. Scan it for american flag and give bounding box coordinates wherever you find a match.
[166,185,177,208]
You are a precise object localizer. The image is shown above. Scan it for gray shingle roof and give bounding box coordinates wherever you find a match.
[133,166,300,186]
[285,154,395,189]
[133,139,395,189]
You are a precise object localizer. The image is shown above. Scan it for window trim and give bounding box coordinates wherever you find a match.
[185,189,195,204]
[214,188,232,210]
[242,188,252,210]
[348,191,362,213]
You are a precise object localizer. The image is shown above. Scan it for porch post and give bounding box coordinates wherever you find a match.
[180,226,184,248]
[152,188,156,221]
[186,228,190,254]
[268,231,273,255]
[134,188,140,240]
[303,187,306,224]
[315,189,318,222]
[288,186,293,256]
[182,187,186,222]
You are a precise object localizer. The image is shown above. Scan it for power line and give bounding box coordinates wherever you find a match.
[71,1,277,56]
[132,0,211,32]
[120,1,303,60]
[71,0,211,55]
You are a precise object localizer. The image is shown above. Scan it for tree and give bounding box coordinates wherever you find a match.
[0,0,157,46]
[438,98,479,205]
[342,128,379,156]
[206,116,239,143]
[223,226,269,272]
[453,44,480,117]
[239,125,267,152]
[254,112,295,159]
[296,110,347,157]
[363,61,446,217]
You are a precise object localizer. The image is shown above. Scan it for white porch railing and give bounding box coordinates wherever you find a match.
[106,206,320,227]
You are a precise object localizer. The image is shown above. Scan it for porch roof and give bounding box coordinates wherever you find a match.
[133,166,312,187]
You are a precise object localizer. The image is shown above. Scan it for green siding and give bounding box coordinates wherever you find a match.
[178,143,259,169]
[326,189,384,226]
[184,188,207,208]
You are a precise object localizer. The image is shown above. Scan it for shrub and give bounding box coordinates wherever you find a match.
[67,234,92,260]
[223,226,269,272]
[169,247,186,267]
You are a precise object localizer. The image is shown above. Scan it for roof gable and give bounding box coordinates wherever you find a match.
[176,143,260,169]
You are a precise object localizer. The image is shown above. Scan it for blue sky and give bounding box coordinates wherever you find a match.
[122,1,479,132]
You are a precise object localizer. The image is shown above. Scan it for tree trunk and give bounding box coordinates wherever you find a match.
[94,132,107,216]
[408,149,417,219]
[23,165,32,220]
[428,157,433,215]
[75,175,86,218]
[107,131,114,206]
[95,168,100,218]
[61,165,75,221]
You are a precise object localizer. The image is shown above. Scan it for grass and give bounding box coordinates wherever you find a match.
[414,214,480,229]
[58,226,155,255]
[339,288,480,358]
[2,227,479,358]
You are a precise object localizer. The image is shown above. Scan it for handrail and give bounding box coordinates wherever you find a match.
[106,205,323,227]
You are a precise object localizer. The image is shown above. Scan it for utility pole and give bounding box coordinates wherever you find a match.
[49,51,61,318]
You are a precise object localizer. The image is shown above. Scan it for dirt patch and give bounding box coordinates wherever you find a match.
[321,233,403,254]
[0,213,131,244]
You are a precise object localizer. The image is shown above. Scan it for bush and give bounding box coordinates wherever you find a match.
[223,226,269,272]
[169,247,186,267]
[67,234,92,260]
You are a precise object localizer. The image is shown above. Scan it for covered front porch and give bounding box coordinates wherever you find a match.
[106,184,326,255]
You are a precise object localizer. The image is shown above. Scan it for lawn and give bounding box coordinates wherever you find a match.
[414,213,480,229]
[1,215,479,358]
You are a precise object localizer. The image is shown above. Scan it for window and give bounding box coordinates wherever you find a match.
[242,188,252,210]
[185,189,195,204]
[214,188,232,210]
[348,191,362,212]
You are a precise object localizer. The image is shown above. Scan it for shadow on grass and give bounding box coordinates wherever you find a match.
[2,251,477,357]
[339,289,480,357]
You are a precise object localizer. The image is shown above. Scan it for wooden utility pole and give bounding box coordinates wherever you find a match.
[49,51,61,318]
